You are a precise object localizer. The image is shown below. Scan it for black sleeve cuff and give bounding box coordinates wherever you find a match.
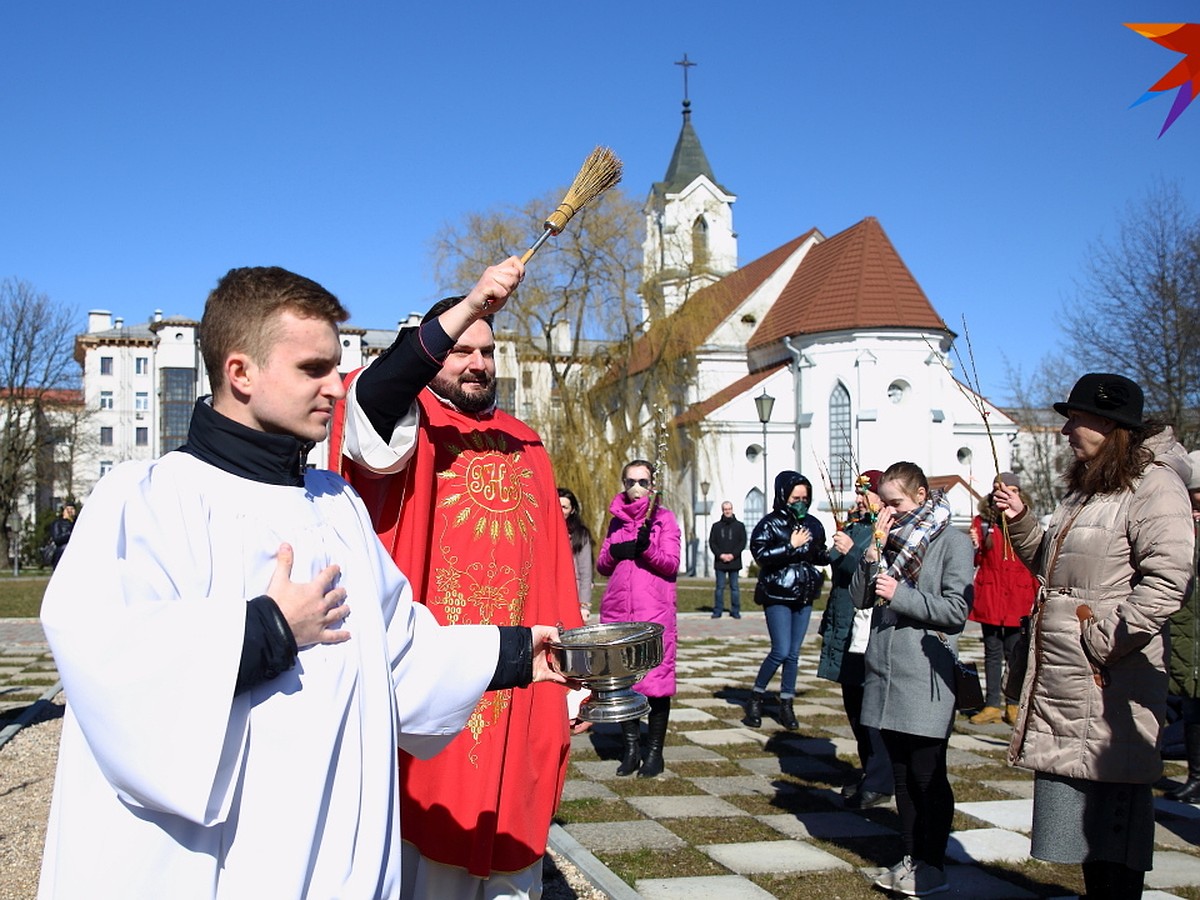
[234,595,299,696]
[487,626,533,691]
[354,320,454,440]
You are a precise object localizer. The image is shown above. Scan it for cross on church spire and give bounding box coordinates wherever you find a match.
[675,53,696,105]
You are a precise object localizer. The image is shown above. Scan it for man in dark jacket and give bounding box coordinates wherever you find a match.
[709,502,747,618]
[49,504,75,569]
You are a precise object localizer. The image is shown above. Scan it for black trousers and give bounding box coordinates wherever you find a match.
[980,623,1021,707]
[881,729,954,868]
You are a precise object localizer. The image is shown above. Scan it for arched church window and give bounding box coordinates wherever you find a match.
[743,487,765,527]
[829,382,852,491]
[692,215,709,268]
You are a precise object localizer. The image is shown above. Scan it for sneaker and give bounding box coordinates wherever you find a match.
[892,860,948,896]
[969,705,1004,725]
[846,789,891,809]
[873,855,915,891]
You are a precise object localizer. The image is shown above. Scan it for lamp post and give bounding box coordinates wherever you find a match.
[700,480,711,578]
[6,513,21,577]
[755,389,775,513]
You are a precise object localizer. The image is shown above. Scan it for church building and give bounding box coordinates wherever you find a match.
[629,93,1015,555]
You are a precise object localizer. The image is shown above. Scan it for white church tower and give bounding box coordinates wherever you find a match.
[641,55,738,321]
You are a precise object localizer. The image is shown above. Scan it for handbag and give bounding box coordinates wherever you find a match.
[952,660,985,711]
[935,631,984,711]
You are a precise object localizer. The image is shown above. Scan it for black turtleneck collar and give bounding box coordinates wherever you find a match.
[180,397,313,487]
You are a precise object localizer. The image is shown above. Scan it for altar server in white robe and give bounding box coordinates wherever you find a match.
[38,263,563,900]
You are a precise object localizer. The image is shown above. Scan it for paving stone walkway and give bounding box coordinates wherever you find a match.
[553,612,1200,899]
[4,613,1199,898]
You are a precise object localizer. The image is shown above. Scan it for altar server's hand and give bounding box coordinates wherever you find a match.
[267,543,351,648]
[529,625,575,686]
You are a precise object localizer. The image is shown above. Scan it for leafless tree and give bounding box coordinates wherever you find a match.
[1002,357,1074,518]
[0,278,80,561]
[1064,180,1200,445]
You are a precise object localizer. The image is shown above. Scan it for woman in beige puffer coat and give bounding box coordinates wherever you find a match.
[995,373,1194,900]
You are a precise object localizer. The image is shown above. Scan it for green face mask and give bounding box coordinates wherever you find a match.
[789,500,809,520]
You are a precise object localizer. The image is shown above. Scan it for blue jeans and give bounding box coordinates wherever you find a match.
[753,603,814,699]
[713,569,740,615]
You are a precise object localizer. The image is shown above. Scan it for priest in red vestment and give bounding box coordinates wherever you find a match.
[331,257,584,899]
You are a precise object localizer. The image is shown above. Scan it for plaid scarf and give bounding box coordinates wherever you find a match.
[883,490,952,587]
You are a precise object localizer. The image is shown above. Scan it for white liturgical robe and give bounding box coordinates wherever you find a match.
[38,451,500,899]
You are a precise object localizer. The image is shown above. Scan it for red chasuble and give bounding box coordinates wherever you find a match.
[335,389,582,876]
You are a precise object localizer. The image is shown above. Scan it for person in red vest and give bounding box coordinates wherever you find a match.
[967,473,1039,726]
[332,256,585,900]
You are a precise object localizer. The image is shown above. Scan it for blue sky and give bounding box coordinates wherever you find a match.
[2,1,1197,401]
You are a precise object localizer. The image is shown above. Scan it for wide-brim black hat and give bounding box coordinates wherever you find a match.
[1053,373,1145,428]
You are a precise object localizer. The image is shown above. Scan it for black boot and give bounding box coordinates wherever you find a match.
[779,698,798,731]
[615,719,641,776]
[638,697,670,778]
[745,691,763,728]
[1166,723,1200,803]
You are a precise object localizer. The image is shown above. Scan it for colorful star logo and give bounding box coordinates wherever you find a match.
[1126,23,1200,137]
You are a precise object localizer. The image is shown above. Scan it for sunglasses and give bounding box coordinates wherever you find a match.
[623,478,651,489]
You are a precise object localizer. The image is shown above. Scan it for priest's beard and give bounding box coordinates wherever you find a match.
[432,372,497,414]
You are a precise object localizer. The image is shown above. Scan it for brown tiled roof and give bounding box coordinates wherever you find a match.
[749,217,947,350]
[928,474,984,503]
[675,364,787,425]
[608,230,817,383]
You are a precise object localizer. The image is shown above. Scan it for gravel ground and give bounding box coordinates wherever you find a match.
[0,696,608,900]
[0,698,62,900]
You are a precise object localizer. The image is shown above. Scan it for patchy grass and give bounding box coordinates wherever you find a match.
[553,798,640,825]
[724,787,841,817]
[670,760,746,778]
[952,779,1015,804]
[606,776,705,797]
[662,815,782,845]
[599,846,727,883]
[750,869,883,900]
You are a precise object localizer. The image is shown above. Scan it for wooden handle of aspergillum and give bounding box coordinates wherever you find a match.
[520,227,554,264]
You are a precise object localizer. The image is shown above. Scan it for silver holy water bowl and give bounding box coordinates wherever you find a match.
[550,622,665,723]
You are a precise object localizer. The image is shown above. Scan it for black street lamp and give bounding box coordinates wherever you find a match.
[755,389,775,512]
[699,480,711,577]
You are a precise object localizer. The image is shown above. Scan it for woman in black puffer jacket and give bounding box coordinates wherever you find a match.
[744,470,830,730]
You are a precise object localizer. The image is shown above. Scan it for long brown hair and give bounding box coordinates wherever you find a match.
[1064,422,1164,496]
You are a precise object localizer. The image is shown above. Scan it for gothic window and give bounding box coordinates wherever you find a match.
[743,487,765,527]
[829,382,852,491]
[692,215,709,268]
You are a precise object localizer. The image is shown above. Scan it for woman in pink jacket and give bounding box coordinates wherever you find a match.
[597,459,680,778]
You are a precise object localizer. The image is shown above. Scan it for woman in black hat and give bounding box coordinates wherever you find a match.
[994,372,1193,898]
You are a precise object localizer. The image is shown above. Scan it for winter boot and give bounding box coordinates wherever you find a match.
[1166,723,1200,803]
[745,691,763,728]
[639,697,670,778]
[779,698,799,731]
[615,719,642,776]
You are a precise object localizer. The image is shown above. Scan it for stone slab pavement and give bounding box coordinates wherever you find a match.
[552,611,1200,899]
[4,611,1199,898]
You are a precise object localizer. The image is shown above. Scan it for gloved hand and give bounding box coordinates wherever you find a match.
[634,524,651,555]
[609,540,638,561]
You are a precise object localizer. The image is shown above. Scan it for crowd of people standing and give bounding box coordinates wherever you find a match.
[35,263,1198,900]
